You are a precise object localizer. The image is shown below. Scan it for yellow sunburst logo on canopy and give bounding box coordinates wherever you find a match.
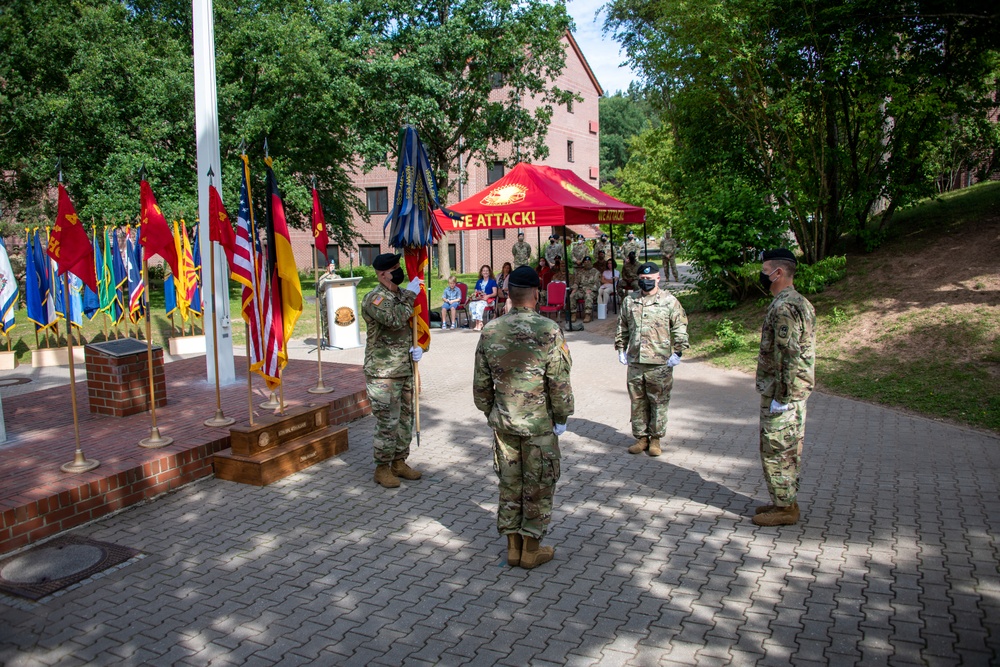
[560,180,602,205]
[481,183,527,206]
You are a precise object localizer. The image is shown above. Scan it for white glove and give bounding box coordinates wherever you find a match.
[410,346,423,362]
[552,423,567,436]
[618,350,628,366]
[770,399,791,414]
[405,277,423,295]
[667,353,681,368]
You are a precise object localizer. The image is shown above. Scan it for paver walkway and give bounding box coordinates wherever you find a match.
[1,324,998,666]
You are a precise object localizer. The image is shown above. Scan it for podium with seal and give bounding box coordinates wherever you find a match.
[324,276,363,349]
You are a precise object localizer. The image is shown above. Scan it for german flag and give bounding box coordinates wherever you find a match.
[263,157,302,383]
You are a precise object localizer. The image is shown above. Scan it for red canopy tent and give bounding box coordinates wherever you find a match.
[435,162,645,232]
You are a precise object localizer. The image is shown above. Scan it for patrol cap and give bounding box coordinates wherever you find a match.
[638,262,659,276]
[761,248,797,265]
[508,265,540,288]
[371,253,402,271]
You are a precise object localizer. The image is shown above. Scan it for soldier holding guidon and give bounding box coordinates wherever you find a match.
[362,253,426,489]
[753,248,816,527]
[474,266,574,569]
[615,262,689,457]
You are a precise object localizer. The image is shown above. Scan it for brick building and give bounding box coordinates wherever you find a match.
[288,31,604,274]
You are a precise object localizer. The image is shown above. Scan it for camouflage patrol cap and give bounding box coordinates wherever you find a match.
[371,253,402,271]
[761,248,797,265]
[638,262,659,275]
[508,265,540,288]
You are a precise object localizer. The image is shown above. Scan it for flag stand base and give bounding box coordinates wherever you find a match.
[259,392,280,410]
[60,450,100,474]
[204,410,235,428]
[139,427,173,449]
[307,382,334,395]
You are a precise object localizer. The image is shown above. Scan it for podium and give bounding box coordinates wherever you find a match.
[324,276,363,349]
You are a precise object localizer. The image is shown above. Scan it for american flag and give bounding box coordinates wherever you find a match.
[231,155,280,388]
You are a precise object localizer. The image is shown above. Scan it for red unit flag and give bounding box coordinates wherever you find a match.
[139,179,180,278]
[48,184,98,292]
[311,187,329,262]
[405,247,430,351]
[208,184,237,269]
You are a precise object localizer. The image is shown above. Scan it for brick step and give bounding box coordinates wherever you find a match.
[213,426,349,486]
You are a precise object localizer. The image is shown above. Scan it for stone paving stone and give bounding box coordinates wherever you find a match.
[1,330,998,665]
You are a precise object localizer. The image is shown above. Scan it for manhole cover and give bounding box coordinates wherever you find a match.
[0,377,31,388]
[0,536,141,601]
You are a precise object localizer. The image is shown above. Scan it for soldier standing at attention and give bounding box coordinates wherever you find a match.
[615,262,689,457]
[659,228,680,282]
[571,234,588,267]
[362,253,425,489]
[594,233,610,260]
[316,261,339,345]
[544,234,564,267]
[620,230,642,261]
[474,266,574,569]
[511,230,532,268]
[570,257,601,323]
[753,248,816,527]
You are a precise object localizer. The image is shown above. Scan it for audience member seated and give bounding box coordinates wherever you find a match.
[467,264,497,331]
[550,257,566,284]
[440,275,462,329]
[496,262,513,314]
[598,258,620,307]
[536,257,553,306]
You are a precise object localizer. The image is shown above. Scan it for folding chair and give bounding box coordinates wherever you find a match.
[539,281,567,321]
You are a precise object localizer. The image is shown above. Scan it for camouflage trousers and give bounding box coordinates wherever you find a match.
[365,375,414,465]
[759,396,807,506]
[573,287,596,314]
[627,363,674,439]
[318,294,329,342]
[664,256,679,282]
[493,430,561,539]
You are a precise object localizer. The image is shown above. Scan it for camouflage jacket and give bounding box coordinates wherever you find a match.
[316,271,339,297]
[571,242,589,264]
[756,286,816,403]
[571,267,601,292]
[361,283,415,378]
[474,307,575,435]
[544,242,564,266]
[621,261,639,286]
[511,241,532,267]
[659,237,677,258]
[620,240,642,260]
[615,288,690,365]
[593,240,610,258]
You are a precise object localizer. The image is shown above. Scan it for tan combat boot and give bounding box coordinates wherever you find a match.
[755,504,779,515]
[374,464,400,488]
[627,437,649,455]
[647,438,662,457]
[391,459,422,480]
[520,536,554,569]
[571,312,578,322]
[583,313,592,323]
[752,503,800,526]
[506,534,523,567]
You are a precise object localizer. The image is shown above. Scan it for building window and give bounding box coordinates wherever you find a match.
[366,187,389,214]
[358,244,381,266]
[567,140,575,163]
[315,244,339,268]
[490,72,504,89]
[489,229,507,240]
[487,161,505,185]
[431,244,459,273]
[567,97,574,114]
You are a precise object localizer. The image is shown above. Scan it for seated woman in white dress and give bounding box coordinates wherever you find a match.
[598,258,620,305]
[467,264,497,331]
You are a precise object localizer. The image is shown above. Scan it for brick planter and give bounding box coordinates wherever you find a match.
[84,339,167,417]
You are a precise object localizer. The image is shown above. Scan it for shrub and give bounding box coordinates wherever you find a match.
[795,255,847,295]
[715,318,749,353]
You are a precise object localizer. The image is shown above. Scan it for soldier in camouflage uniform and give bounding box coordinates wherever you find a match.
[753,248,816,527]
[544,234,565,267]
[316,261,339,345]
[593,233,610,260]
[474,265,574,569]
[570,257,601,323]
[362,253,426,489]
[571,234,589,267]
[615,262,689,457]
[511,231,532,268]
[619,231,642,262]
[619,251,639,299]
[659,229,680,282]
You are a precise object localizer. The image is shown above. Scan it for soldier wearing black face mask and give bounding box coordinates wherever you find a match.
[614,262,689,457]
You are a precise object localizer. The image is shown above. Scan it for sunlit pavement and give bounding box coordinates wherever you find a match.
[2,320,998,666]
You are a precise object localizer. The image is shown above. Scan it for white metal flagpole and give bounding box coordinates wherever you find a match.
[193,0,235,386]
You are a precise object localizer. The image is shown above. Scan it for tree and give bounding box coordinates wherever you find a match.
[599,84,655,185]
[351,0,576,277]
[606,0,1000,262]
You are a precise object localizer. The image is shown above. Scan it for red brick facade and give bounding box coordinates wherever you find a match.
[289,31,604,274]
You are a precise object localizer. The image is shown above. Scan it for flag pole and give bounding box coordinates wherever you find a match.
[245,322,254,427]
[309,245,332,395]
[204,166,234,428]
[138,260,172,449]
